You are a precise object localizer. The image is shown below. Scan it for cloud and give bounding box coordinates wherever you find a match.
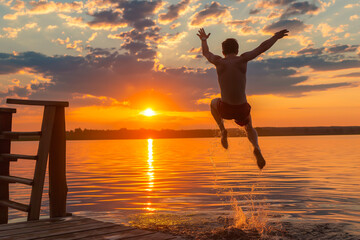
[87,0,163,30]
[0,22,38,39]
[245,57,353,97]
[87,10,127,30]
[3,0,84,20]
[255,0,296,9]
[51,37,83,52]
[58,13,87,28]
[297,47,324,55]
[281,1,319,19]
[87,32,98,43]
[121,41,157,59]
[0,85,30,100]
[158,0,192,24]
[116,0,163,30]
[325,44,359,54]
[344,3,360,8]
[0,50,358,110]
[109,27,162,42]
[263,19,309,34]
[189,2,231,27]
[335,72,360,78]
[249,9,261,15]
[46,25,58,30]
[317,23,346,37]
[27,1,83,14]
[349,14,359,21]
[262,55,360,71]
[10,0,25,11]
[226,19,255,35]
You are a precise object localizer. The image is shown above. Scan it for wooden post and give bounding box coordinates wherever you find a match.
[49,107,68,218]
[28,106,56,221]
[0,108,16,224]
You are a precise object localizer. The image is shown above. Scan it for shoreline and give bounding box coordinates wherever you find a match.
[12,126,360,141]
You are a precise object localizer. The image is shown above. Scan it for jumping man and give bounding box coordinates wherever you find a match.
[197,28,289,169]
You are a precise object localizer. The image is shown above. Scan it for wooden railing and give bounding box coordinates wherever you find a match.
[0,99,69,223]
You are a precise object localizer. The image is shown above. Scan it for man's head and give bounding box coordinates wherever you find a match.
[222,38,239,56]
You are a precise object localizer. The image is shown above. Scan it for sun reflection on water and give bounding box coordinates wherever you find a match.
[145,139,156,212]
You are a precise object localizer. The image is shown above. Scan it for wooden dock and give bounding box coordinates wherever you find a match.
[0,99,184,239]
[0,215,183,240]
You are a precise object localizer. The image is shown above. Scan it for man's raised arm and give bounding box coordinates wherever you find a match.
[197,28,221,65]
[241,29,289,62]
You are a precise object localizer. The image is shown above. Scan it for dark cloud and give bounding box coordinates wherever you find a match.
[0,85,30,101]
[1,50,357,110]
[262,55,360,71]
[325,44,359,54]
[297,47,324,55]
[190,2,229,27]
[249,9,261,15]
[117,0,162,30]
[246,60,351,96]
[263,19,307,33]
[252,0,319,20]
[159,0,191,24]
[121,41,157,59]
[88,0,162,30]
[250,0,295,15]
[87,10,126,29]
[281,1,319,19]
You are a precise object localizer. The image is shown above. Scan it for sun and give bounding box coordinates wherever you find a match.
[140,108,156,117]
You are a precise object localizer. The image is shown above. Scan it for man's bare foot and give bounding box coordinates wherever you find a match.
[221,130,228,149]
[253,148,266,169]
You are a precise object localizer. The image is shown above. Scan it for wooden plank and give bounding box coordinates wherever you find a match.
[0,199,29,212]
[0,110,13,224]
[38,225,135,240]
[0,216,83,231]
[122,232,178,240]
[0,175,33,185]
[49,106,67,218]
[1,131,41,136]
[0,158,17,163]
[28,106,56,221]
[0,217,103,238]
[0,108,16,113]
[0,131,41,140]
[7,99,69,107]
[80,228,155,240]
[0,221,116,240]
[0,154,37,160]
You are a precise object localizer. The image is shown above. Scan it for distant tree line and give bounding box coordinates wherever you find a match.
[65,126,360,140]
[14,126,360,141]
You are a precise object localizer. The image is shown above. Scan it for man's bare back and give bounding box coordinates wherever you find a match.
[214,55,248,105]
[197,28,289,169]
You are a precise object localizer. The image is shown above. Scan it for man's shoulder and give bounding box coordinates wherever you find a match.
[222,56,247,64]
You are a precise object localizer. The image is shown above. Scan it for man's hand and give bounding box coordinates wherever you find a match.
[197,28,211,41]
[274,29,289,39]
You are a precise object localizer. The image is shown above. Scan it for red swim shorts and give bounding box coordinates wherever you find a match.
[217,100,251,126]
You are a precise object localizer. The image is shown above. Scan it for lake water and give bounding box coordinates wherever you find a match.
[7,135,360,235]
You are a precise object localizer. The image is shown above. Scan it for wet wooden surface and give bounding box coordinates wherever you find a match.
[0,216,183,240]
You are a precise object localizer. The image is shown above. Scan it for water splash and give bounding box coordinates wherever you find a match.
[228,185,271,235]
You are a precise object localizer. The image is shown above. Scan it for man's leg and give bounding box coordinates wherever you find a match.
[244,115,266,169]
[210,98,228,149]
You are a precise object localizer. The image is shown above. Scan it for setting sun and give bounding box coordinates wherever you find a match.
[140,108,156,117]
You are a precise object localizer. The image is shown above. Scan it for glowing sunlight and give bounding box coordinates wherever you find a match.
[140,108,156,117]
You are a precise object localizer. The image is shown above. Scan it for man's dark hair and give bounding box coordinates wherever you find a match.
[222,38,239,55]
